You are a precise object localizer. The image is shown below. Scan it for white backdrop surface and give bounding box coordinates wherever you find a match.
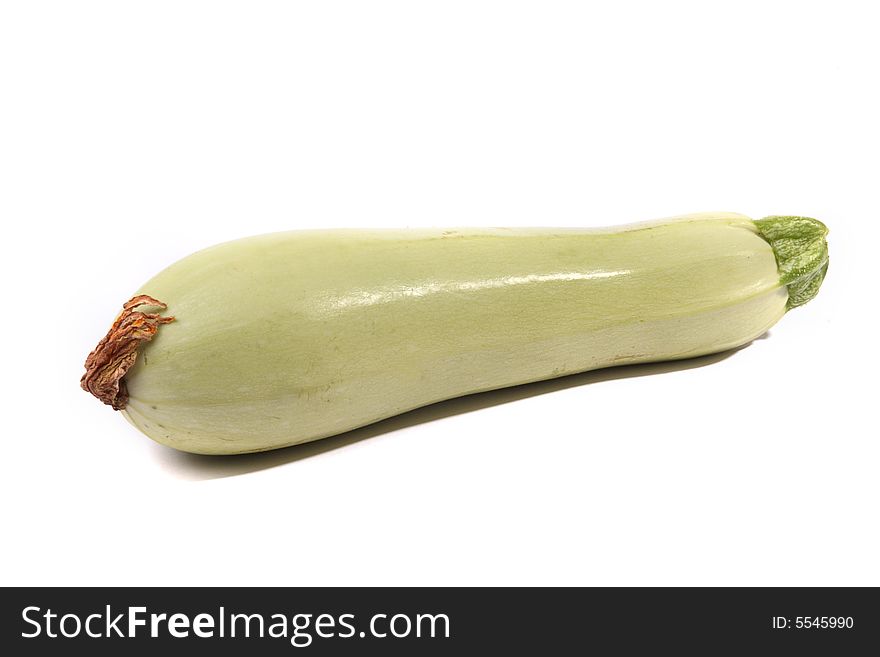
[1,1,876,585]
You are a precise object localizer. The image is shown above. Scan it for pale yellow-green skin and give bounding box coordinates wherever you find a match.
[122,212,786,454]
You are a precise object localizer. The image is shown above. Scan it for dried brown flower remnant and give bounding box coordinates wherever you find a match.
[81,295,174,410]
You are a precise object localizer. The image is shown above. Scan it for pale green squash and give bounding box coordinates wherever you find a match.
[82,212,828,454]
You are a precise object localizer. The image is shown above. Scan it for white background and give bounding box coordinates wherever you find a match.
[1,1,877,586]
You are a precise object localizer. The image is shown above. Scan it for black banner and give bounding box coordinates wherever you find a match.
[2,587,877,655]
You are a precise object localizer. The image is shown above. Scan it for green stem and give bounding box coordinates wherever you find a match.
[754,215,829,310]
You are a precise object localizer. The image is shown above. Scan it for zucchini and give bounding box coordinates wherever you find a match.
[82,212,829,454]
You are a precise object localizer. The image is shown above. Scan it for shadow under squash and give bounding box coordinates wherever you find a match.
[155,339,763,480]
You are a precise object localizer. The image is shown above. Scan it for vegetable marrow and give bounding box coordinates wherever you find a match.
[82,212,829,455]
